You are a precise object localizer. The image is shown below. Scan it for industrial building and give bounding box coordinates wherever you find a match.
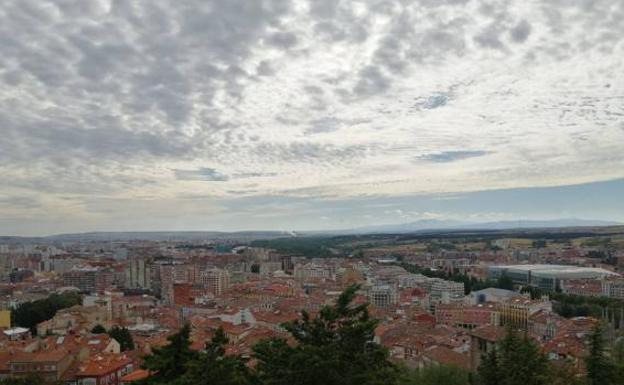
[488,264,619,290]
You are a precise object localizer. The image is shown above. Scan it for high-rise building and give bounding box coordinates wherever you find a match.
[63,266,113,294]
[199,268,230,295]
[368,285,398,308]
[125,258,151,289]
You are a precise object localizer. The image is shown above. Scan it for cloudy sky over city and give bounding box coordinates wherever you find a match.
[1,0,623,235]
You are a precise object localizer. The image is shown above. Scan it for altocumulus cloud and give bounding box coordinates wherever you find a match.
[0,0,623,234]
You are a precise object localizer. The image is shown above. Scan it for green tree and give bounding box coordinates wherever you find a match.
[496,275,514,291]
[478,349,501,385]
[253,284,398,385]
[400,365,470,385]
[613,337,624,381]
[478,328,549,385]
[109,326,135,351]
[12,292,82,334]
[585,324,615,385]
[544,362,583,385]
[91,324,106,334]
[142,323,198,384]
[0,376,47,385]
[178,328,253,385]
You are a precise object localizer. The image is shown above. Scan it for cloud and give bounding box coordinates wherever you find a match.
[173,168,230,182]
[510,20,532,43]
[415,151,491,163]
[1,0,624,234]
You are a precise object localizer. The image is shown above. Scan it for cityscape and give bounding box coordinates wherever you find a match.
[1,0,624,385]
[1,227,624,384]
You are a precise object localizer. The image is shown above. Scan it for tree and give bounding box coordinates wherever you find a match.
[253,284,398,385]
[496,275,514,291]
[613,337,624,381]
[477,328,549,385]
[400,365,470,385]
[0,376,47,385]
[142,323,198,384]
[109,326,135,351]
[91,324,106,334]
[478,349,500,385]
[585,324,615,385]
[11,292,81,334]
[544,362,584,385]
[178,328,253,385]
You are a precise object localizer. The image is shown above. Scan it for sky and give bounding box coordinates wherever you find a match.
[1,0,623,236]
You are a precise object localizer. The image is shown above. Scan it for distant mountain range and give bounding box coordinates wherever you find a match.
[0,219,621,242]
[320,218,624,235]
[0,231,296,243]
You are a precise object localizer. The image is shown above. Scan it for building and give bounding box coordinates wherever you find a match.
[602,278,624,299]
[63,266,113,294]
[368,285,398,308]
[560,279,603,297]
[488,265,618,290]
[470,325,506,370]
[427,278,465,305]
[0,310,10,328]
[8,348,73,382]
[499,297,552,329]
[435,303,500,329]
[469,288,517,304]
[124,258,151,289]
[294,263,333,281]
[2,327,30,341]
[75,353,134,385]
[199,268,230,295]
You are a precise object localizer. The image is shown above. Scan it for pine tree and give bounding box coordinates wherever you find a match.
[142,323,198,384]
[178,327,253,385]
[400,365,470,385]
[478,328,549,385]
[0,376,46,385]
[585,324,615,385]
[253,284,398,385]
[613,337,624,381]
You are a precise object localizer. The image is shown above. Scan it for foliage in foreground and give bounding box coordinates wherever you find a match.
[253,285,398,385]
[136,286,624,385]
[139,285,398,385]
[399,365,470,385]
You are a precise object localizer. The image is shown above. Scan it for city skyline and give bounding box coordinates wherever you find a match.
[1,0,623,235]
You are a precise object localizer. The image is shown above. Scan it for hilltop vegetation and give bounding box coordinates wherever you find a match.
[250,227,624,259]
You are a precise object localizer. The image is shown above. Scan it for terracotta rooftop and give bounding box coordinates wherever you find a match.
[121,369,151,382]
[76,353,133,377]
[470,325,506,342]
[424,346,471,370]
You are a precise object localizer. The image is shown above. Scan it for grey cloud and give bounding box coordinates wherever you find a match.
[232,172,278,178]
[251,142,369,164]
[256,60,276,76]
[266,32,298,49]
[474,26,507,50]
[510,20,532,43]
[415,151,491,163]
[0,196,41,209]
[305,117,342,135]
[353,66,390,97]
[173,168,230,182]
